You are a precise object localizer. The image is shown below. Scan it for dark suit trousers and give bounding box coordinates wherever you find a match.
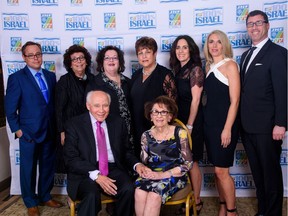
[76,165,135,216]
[19,136,56,208]
[241,132,283,215]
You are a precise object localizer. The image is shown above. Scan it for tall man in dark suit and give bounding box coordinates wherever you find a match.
[240,10,287,216]
[64,90,147,216]
[5,41,62,216]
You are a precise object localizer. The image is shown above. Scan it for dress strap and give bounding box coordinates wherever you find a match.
[207,58,232,77]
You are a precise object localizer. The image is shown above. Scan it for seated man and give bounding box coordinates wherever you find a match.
[63,90,146,216]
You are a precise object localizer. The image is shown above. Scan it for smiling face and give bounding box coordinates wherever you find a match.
[70,52,87,77]
[150,103,172,128]
[175,39,190,66]
[22,45,43,71]
[103,49,120,75]
[86,91,110,122]
[137,47,157,69]
[207,33,224,60]
[246,14,269,45]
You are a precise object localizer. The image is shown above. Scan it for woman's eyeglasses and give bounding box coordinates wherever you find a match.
[150,110,170,116]
[104,56,119,61]
[71,56,85,63]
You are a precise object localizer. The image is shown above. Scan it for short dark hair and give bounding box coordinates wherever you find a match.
[96,45,125,73]
[135,36,158,55]
[63,44,92,72]
[144,96,178,123]
[246,10,269,24]
[21,41,41,55]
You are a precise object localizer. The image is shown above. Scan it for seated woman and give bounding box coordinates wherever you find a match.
[134,95,193,216]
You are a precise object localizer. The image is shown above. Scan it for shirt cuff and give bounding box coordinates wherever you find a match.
[89,170,100,181]
[133,162,142,171]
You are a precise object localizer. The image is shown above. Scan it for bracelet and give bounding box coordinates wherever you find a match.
[186,124,193,130]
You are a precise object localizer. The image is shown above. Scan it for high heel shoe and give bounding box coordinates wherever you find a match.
[175,200,203,215]
[227,207,238,216]
[195,200,204,215]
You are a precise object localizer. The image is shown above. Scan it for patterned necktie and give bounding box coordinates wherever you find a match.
[242,46,257,74]
[96,121,109,176]
[35,72,49,103]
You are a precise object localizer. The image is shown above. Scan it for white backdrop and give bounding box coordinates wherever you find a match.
[0,0,287,197]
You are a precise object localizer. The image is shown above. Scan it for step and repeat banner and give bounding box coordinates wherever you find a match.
[0,0,287,197]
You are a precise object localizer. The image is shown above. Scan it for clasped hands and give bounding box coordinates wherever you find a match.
[136,163,171,180]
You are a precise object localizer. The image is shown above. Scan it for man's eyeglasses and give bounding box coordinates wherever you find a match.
[246,20,268,28]
[24,53,43,59]
[104,56,119,61]
[150,110,170,116]
[71,56,85,63]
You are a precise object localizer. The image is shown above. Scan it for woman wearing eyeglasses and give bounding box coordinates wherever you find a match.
[86,45,133,146]
[131,36,177,159]
[134,95,193,216]
[55,44,94,172]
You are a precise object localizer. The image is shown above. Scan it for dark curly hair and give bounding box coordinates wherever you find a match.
[63,44,92,73]
[135,36,158,55]
[169,35,202,74]
[144,95,178,123]
[95,45,125,73]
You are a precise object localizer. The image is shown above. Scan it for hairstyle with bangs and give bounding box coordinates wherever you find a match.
[203,30,233,70]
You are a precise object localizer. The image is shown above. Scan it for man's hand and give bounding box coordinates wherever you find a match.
[96,175,117,196]
[273,125,286,140]
[15,129,23,138]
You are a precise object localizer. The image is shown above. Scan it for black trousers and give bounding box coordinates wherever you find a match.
[76,165,135,216]
[241,132,283,216]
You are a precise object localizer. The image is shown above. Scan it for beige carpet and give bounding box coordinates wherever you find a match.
[0,195,287,216]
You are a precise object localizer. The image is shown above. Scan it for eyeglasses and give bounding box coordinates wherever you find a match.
[71,56,85,63]
[150,110,170,116]
[24,53,43,59]
[104,56,119,61]
[246,20,268,28]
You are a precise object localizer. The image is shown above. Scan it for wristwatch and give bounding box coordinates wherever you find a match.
[186,124,193,130]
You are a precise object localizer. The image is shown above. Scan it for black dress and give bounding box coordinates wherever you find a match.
[130,63,177,158]
[202,58,239,167]
[175,60,205,161]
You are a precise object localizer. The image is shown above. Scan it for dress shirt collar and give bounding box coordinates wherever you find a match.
[28,66,43,76]
[252,37,269,50]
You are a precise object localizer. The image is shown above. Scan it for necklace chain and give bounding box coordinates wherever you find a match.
[154,126,170,143]
[142,63,157,76]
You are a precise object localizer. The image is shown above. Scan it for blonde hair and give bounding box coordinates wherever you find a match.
[203,30,233,70]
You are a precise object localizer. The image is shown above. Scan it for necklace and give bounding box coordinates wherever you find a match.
[142,63,157,76]
[154,126,170,144]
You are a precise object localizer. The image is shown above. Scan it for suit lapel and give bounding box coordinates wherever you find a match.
[244,40,271,83]
[84,113,98,163]
[24,66,44,98]
[106,117,116,157]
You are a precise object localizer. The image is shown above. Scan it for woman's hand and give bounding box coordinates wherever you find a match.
[221,128,231,148]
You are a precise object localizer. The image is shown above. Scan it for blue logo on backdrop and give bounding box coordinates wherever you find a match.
[44,61,56,72]
[232,174,255,189]
[160,0,187,2]
[264,1,287,21]
[7,0,19,6]
[201,33,209,48]
[15,149,20,165]
[129,12,156,30]
[236,4,249,23]
[34,38,61,54]
[271,27,284,44]
[54,173,67,187]
[41,13,53,31]
[95,0,122,5]
[73,37,85,46]
[280,149,287,166]
[31,0,58,6]
[203,173,216,189]
[228,31,251,48]
[235,55,241,65]
[3,13,29,30]
[169,10,181,28]
[97,37,124,51]
[6,61,26,75]
[194,7,223,26]
[104,13,116,31]
[10,37,22,53]
[160,35,177,52]
[235,150,248,167]
[65,14,92,31]
[131,60,142,75]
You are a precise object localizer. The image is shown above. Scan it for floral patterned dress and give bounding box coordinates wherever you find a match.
[135,126,193,203]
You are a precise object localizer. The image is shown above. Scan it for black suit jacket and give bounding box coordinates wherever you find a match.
[240,39,287,133]
[63,112,138,200]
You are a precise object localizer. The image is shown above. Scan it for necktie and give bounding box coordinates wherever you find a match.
[96,121,109,176]
[242,46,257,74]
[35,73,49,103]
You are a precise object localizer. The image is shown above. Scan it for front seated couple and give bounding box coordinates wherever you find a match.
[63,90,193,216]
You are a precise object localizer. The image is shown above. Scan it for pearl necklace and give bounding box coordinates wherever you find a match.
[154,126,170,144]
[142,63,157,76]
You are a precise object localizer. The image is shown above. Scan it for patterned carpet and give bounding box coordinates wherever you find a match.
[0,195,287,216]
